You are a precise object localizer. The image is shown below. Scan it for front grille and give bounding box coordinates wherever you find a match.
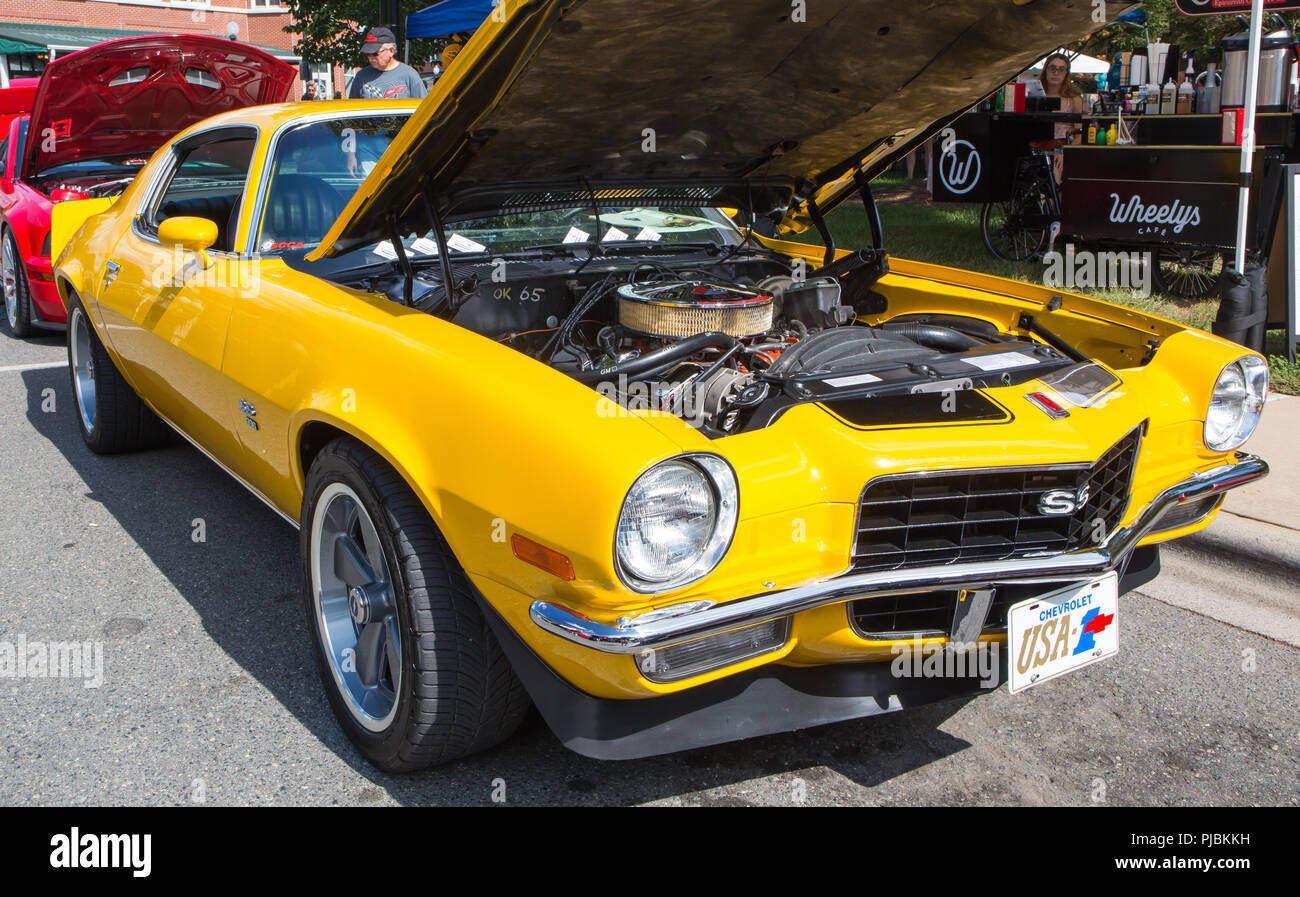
[849,583,1062,638]
[852,426,1142,571]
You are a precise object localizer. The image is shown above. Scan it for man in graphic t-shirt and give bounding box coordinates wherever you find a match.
[348,26,427,100]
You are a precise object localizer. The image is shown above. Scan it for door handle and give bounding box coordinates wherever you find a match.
[103,261,120,286]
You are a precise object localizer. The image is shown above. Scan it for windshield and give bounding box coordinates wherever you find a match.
[257,115,410,254]
[281,205,744,272]
[434,206,741,253]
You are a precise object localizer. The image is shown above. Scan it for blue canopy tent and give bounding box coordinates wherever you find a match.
[405,0,496,39]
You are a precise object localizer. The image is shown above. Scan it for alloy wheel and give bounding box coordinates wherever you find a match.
[309,482,402,732]
[2,235,17,330]
[69,307,98,434]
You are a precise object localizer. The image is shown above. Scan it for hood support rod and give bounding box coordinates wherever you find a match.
[420,182,459,313]
[387,214,414,306]
[854,168,884,251]
[806,197,834,269]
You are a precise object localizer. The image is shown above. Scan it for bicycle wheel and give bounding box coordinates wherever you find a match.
[980,194,1047,262]
[1153,248,1226,300]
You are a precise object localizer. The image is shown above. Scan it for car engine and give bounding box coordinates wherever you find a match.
[371,245,1078,436]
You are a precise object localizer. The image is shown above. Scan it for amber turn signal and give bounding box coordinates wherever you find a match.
[511,533,575,581]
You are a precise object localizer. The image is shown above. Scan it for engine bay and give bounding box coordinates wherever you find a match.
[348,245,1080,436]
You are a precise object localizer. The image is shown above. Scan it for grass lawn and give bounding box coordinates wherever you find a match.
[786,172,1300,394]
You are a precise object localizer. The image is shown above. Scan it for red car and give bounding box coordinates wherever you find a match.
[1,35,294,337]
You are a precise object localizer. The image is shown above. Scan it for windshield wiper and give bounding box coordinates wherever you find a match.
[597,240,722,255]
[517,240,723,256]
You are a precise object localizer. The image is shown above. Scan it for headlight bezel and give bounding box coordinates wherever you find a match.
[614,453,739,595]
[1204,355,1268,452]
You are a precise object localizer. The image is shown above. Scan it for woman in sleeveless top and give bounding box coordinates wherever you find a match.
[1041,53,1084,181]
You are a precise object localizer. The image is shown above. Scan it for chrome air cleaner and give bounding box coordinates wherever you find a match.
[616,280,773,339]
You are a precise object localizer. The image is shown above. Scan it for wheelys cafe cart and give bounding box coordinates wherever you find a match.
[934,110,1296,300]
[1057,113,1295,299]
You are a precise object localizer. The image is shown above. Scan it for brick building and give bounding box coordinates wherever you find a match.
[0,0,349,98]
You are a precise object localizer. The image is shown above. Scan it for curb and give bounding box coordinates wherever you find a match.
[1168,512,1300,580]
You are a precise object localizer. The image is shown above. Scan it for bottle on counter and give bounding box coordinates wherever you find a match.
[1088,120,1098,143]
[1144,80,1161,113]
[1107,123,1118,144]
[1160,78,1177,114]
[1178,76,1195,114]
[1195,63,1222,114]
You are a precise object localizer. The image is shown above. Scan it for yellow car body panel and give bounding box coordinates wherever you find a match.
[50,197,116,265]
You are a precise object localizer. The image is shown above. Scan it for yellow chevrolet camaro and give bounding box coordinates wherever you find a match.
[54,0,1268,771]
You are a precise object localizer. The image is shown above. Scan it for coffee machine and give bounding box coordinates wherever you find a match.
[1221,15,1296,111]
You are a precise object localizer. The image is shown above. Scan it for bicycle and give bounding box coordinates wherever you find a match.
[980,138,1065,262]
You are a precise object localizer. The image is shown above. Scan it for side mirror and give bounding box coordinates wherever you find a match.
[158,216,218,269]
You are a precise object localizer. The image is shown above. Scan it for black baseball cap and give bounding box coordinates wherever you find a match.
[361,27,396,52]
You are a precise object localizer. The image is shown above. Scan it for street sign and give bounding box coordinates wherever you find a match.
[1175,0,1300,15]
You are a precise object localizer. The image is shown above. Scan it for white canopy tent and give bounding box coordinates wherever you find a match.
[1028,51,1112,75]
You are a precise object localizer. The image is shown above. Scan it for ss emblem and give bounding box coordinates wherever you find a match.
[1038,484,1090,516]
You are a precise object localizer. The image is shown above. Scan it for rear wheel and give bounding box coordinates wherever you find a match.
[2,228,33,338]
[66,295,169,454]
[301,437,529,772]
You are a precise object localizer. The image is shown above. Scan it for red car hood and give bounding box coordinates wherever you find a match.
[24,35,294,177]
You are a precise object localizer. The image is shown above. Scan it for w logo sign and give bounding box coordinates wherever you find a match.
[938,139,982,195]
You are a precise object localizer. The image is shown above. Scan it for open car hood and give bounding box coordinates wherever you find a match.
[25,35,294,177]
[315,0,1132,258]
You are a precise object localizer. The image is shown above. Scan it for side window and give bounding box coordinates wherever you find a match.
[148,132,257,253]
[13,119,27,181]
[257,115,407,254]
[0,138,7,180]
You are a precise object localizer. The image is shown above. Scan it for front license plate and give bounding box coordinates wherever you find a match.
[1007,574,1119,695]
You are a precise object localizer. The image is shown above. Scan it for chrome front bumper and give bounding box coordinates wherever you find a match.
[530,454,1268,654]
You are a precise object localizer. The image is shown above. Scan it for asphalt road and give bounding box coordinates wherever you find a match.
[1,323,1296,806]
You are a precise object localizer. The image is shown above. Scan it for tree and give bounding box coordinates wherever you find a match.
[1075,0,1298,69]
[282,0,450,68]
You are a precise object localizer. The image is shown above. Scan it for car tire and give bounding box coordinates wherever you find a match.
[2,227,34,338]
[301,437,530,772]
[66,295,170,454]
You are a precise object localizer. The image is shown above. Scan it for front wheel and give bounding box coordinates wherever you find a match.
[301,437,529,772]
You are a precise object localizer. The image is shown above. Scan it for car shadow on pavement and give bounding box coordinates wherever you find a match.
[23,366,979,805]
[0,326,64,346]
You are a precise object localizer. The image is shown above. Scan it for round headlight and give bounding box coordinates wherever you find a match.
[1204,356,1268,452]
[615,455,738,593]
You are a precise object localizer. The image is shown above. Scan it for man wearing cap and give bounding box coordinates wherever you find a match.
[348,26,427,100]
